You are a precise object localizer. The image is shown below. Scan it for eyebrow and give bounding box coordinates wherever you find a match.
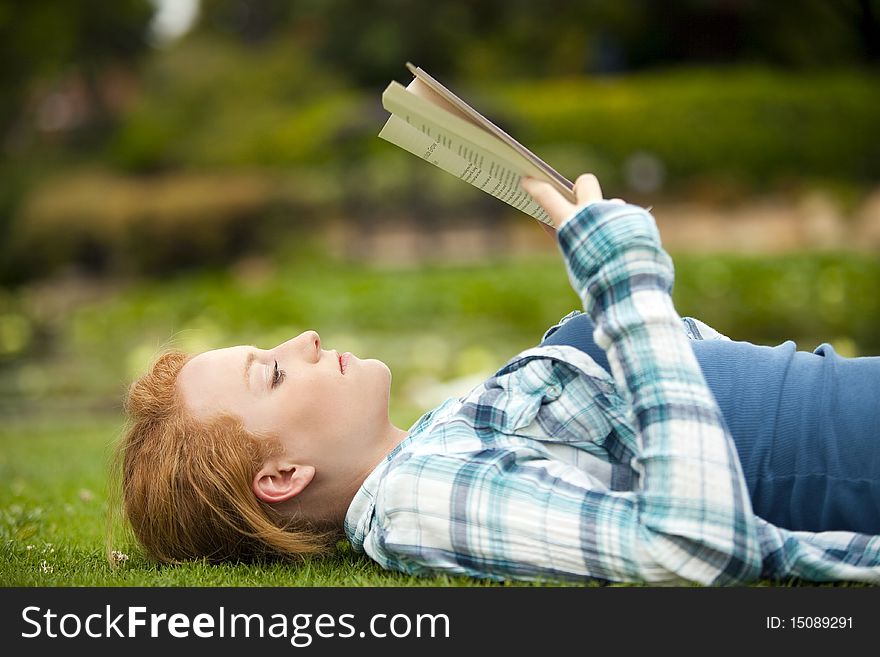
[243,351,257,390]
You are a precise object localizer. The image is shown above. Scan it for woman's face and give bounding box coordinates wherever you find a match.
[176,330,395,475]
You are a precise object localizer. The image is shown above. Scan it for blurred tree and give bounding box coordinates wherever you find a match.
[2,0,879,288]
[0,0,154,144]
[193,0,880,87]
[0,0,154,286]
[195,0,615,83]
[851,0,880,62]
[629,0,880,70]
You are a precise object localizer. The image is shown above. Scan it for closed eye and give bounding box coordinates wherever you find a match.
[271,360,286,388]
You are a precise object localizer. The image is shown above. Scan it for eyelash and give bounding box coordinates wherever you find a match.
[271,360,285,388]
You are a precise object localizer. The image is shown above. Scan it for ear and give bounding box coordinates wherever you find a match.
[252,460,316,504]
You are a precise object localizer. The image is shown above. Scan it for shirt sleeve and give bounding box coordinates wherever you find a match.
[374,203,763,585]
[554,202,762,583]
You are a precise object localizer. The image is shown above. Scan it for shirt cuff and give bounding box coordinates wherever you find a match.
[557,202,674,317]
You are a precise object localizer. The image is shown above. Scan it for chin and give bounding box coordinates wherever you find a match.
[364,357,391,375]
[371,359,394,390]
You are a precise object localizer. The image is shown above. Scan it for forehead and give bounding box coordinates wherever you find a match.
[178,345,251,416]
[186,345,249,375]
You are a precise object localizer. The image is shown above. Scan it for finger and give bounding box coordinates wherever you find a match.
[521,177,575,224]
[573,173,603,205]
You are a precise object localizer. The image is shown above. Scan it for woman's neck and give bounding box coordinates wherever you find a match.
[282,423,409,528]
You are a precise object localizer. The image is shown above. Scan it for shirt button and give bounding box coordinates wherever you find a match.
[545,384,561,399]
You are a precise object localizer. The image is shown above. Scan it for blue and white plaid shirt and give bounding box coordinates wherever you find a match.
[344,202,880,585]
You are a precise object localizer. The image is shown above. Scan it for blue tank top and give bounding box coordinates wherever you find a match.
[540,313,880,534]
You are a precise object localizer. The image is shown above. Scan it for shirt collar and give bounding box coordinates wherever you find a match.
[342,343,614,549]
[343,405,441,549]
[343,455,390,551]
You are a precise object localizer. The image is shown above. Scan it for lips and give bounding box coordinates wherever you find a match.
[339,352,351,374]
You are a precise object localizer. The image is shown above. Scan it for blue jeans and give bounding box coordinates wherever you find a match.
[540,313,880,534]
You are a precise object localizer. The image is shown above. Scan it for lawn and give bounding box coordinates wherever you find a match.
[2,247,878,586]
[0,414,593,587]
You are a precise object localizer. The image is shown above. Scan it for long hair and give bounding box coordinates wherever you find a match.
[107,349,336,564]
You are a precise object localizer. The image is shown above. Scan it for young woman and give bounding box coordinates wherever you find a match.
[115,174,880,585]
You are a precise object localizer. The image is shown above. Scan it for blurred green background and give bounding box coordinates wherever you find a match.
[2,0,880,583]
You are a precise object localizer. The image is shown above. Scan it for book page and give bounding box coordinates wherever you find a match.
[383,81,551,177]
[378,114,554,226]
[405,77,475,126]
[405,63,575,197]
[381,81,556,225]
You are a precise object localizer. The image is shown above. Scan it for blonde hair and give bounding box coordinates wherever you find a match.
[108,349,336,564]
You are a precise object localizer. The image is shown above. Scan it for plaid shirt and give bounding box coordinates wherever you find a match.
[344,202,880,585]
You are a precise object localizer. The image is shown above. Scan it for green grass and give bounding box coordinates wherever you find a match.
[0,415,599,586]
[2,249,879,586]
[0,408,862,588]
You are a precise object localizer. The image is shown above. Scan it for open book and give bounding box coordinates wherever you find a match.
[378,63,575,229]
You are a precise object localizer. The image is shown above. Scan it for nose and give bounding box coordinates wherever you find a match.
[303,330,321,355]
[273,330,320,360]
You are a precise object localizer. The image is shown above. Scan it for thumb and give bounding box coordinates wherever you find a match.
[521,177,576,226]
[573,173,603,205]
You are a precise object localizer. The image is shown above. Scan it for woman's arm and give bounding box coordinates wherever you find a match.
[527,176,762,583]
[364,176,764,584]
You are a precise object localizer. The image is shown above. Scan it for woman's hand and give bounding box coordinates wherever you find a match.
[521,174,624,229]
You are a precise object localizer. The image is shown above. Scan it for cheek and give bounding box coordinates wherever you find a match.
[244,392,309,437]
